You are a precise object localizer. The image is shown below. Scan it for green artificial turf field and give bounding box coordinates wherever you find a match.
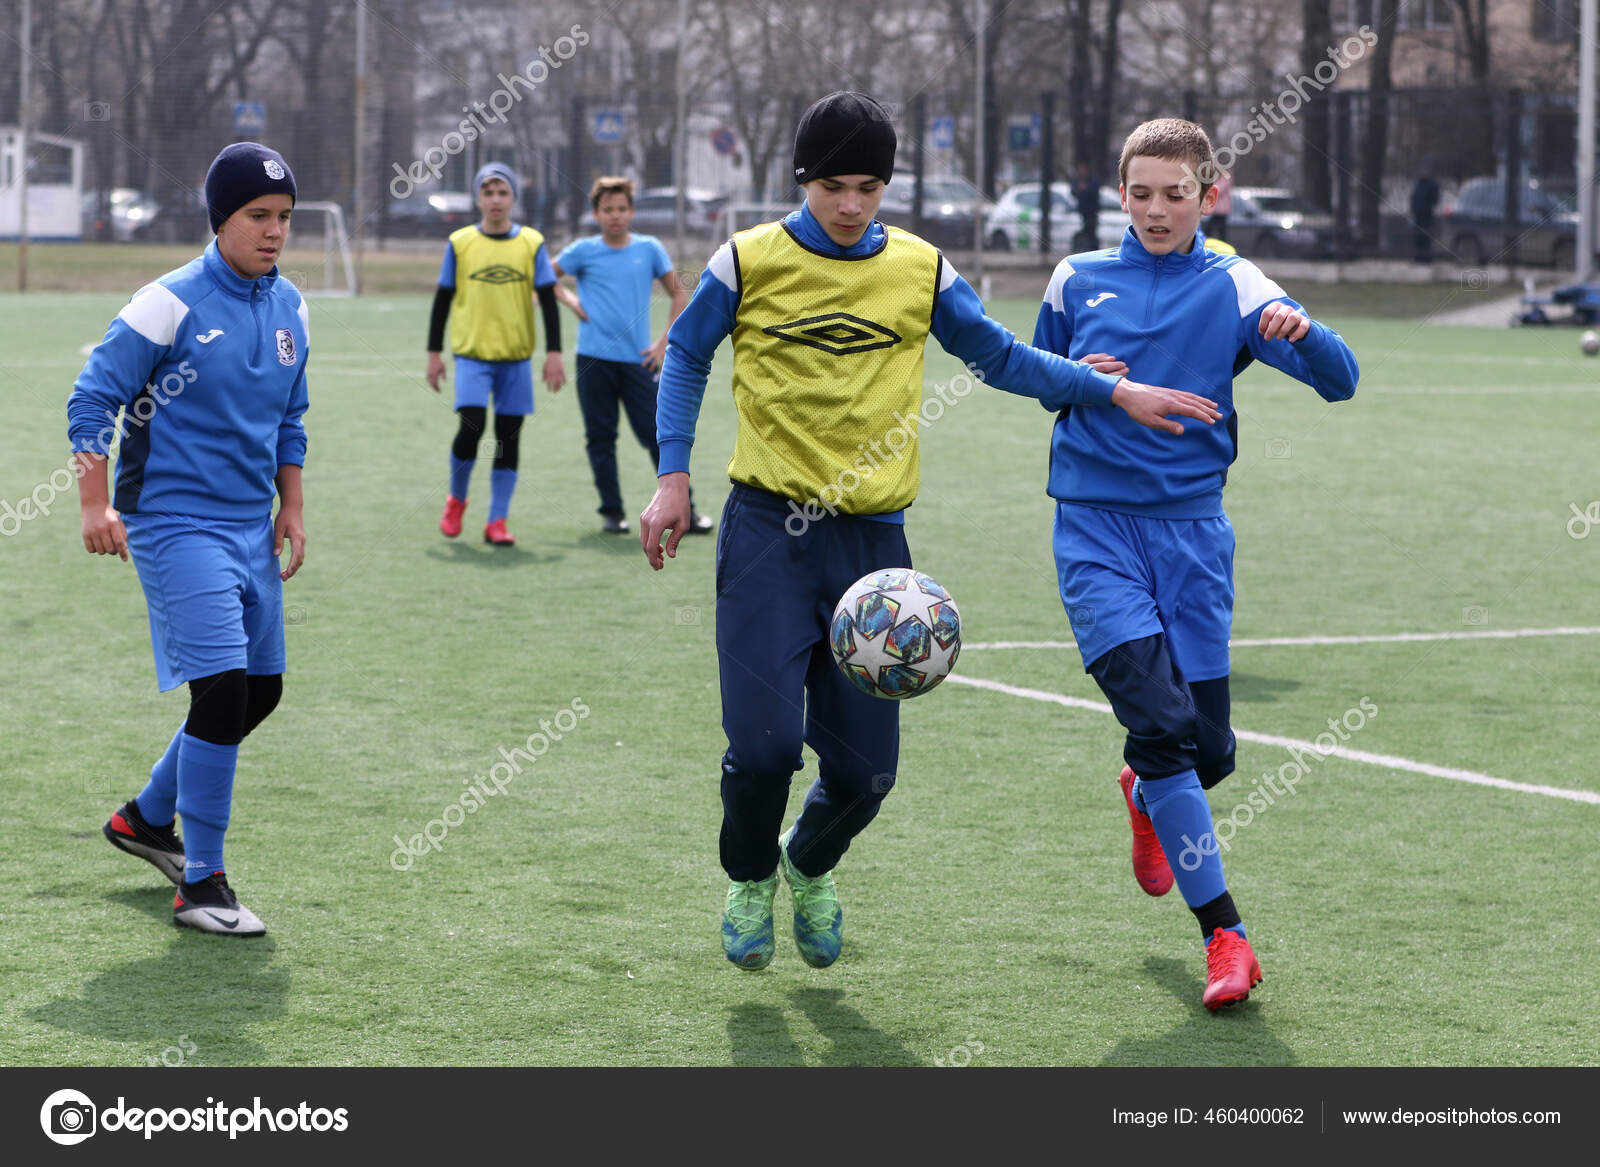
[2,255,1596,1067]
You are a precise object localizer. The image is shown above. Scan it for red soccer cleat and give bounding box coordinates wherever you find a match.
[1203,927,1263,1011]
[440,495,467,538]
[1119,765,1174,897]
[483,518,515,546]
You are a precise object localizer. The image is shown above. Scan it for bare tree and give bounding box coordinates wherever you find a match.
[1358,0,1399,250]
[1299,0,1332,211]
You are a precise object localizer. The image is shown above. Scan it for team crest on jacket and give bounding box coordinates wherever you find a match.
[762,312,902,355]
[276,328,297,365]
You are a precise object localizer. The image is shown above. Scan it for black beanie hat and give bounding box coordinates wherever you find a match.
[204,142,297,233]
[792,92,897,186]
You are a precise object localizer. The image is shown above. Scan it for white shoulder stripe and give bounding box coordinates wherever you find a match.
[1226,258,1288,317]
[706,243,737,292]
[1044,257,1077,312]
[297,294,310,344]
[938,256,959,293]
[116,282,189,347]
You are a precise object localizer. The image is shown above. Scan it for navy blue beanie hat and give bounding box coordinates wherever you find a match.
[204,142,297,233]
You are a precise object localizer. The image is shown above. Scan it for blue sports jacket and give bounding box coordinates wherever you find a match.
[68,240,310,522]
[1034,228,1358,519]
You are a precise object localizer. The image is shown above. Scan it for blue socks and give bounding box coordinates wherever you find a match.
[174,734,238,883]
[1137,768,1229,909]
[449,454,473,501]
[489,469,518,522]
[135,725,185,825]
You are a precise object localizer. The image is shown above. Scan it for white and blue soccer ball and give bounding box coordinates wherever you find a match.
[829,568,962,699]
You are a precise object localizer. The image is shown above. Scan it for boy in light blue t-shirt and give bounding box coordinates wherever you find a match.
[553,176,710,536]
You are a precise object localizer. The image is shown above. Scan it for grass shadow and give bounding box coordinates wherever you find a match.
[1098,955,1295,1067]
[789,986,925,1067]
[422,542,563,568]
[726,1001,807,1066]
[1230,673,1304,704]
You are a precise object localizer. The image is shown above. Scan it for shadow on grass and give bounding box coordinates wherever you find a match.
[727,988,925,1066]
[1098,956,1294,1067]
[423,541,563,568]
[1231,673,1304,704]
[26,888,290,1065]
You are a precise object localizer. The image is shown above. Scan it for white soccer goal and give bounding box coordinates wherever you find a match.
[715,201,802,238]
[279,200,356,297]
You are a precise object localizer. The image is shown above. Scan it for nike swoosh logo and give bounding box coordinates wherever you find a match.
[1085,292,1118,307]
[196,329,225,343]
[203,911,239,929]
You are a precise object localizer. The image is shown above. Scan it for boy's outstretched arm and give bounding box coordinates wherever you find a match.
[639,242,738,569]
[1238,269,1359,400]
[932,259,1220,432]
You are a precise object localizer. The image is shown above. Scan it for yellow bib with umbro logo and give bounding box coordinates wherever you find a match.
[448,225,546,362]
[727,220,940,513]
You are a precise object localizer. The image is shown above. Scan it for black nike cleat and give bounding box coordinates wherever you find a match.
[172,873,266,937]
[103,799,185,885]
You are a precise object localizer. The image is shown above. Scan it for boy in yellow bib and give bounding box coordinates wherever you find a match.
[640,92,1219,971]
[426,163,564,546]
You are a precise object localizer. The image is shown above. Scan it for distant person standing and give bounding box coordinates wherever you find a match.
[554,176,711,536]
[1071,161,1102,251]
[1208,170,1233,243]
[1410,172,1440,264]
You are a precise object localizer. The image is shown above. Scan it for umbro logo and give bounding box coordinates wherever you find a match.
[1085,292,1118,308]
[470,265,528,285]
[195,329,225,343]
[763,312,902,356]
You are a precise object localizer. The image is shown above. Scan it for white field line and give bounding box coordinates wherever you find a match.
[945,674,1600,806]
[965,626,1600,651]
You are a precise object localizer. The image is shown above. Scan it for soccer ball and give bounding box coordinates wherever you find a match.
[1581,330,1599,356]
[829,568,962,699]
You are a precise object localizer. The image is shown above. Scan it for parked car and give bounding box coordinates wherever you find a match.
[383,191,476,238]
[628,187,730,238]
[1439,177,1577,268]
[984,182,1129,252]
[80,188,161,241]
[1214,187,1335,258]
[876,174,992,250]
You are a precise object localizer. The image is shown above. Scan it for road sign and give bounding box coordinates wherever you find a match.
[930,117,955,151]
[591,110,624,144]
[1007,115,1039,151]
[711,127,737,156]
[233,101,266,136]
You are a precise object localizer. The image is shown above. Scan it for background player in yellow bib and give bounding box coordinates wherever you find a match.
[425,163,564,547]
[639,91,1222,972]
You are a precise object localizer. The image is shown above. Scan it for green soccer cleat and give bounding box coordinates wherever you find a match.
[779,826,843,968]
[721,872,778,970]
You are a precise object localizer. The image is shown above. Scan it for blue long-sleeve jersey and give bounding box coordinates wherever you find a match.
[655,203,1123,512]
[1034,228,1358,519]
[68,240,310,521]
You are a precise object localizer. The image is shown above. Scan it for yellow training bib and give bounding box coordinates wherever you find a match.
[447,225,546,362]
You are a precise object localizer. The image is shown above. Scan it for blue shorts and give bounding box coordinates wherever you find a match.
[123,513,286,692]
[1052,502,1234,681]
[454,356,534,415]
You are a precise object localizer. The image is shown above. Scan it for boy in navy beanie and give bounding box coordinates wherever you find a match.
[71,142,310,936]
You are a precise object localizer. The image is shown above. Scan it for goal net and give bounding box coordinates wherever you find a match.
[278,200,356,297]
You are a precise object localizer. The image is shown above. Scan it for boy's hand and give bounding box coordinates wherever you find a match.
[81,504,129,561]
[426,352,447,391]
[1258,301,1311,342]
[542,352,566,392]
[640,473,691,571]
[274,505,306,581]
[1081,352,1128,377]
[1111,379,1222,435]
[642,338,668,372]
